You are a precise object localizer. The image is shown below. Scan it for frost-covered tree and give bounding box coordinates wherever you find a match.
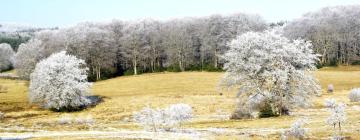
[133,104,192,132]
[29,51,91,111]
[324,99,346,137]
[221,30,320,118]
[284,5,360,65]
[348,88,360,102]
[0,43,15,72]
[14,39,43,79]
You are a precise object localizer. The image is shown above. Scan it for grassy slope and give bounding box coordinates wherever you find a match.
[0,66,360,139]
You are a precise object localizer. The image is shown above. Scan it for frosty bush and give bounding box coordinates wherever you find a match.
[75,115,94,125]
[221,30,320,118]
[324,99,346,137]
[348,88,360,102]
[29,51,91,111]
[327,84,334,93]
[58,115,72,124]
[0,43,15,72]
[282,118,308,140]
[133,104,192,132]
[164,104,192,125]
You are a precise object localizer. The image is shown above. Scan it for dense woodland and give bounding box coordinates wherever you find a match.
[1,5,360,81]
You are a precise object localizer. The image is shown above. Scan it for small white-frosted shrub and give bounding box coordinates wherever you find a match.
[133,107,164,132]
[164,104,192,125]
[133,104,192,132]
[58,115,72,124]
[327,84,334,93]
[75,115,94,125]
[348,88,360,102]
[282,118,308,140]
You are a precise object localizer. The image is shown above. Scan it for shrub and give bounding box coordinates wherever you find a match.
[259,102,278,118]
[348,88,360,102]
[29,51,91,111]
[281,118,308,140]
[58,115,72,124]
[328,84,334,93]
[133,104,192,132]
[75,115,94,125]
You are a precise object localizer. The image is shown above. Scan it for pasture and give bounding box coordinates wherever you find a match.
[0,66,360,139]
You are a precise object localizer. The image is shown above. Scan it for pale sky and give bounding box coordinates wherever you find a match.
[1,0,360,27]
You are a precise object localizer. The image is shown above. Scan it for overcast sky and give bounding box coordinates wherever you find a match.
[1,0,360,27]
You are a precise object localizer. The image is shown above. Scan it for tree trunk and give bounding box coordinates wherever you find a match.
[214,49,218,69]
[133,60,137,75]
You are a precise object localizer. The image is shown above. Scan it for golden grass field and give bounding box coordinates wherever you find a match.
[0,66,360,139]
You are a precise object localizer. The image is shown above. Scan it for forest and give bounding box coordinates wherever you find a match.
[1,5,359,81]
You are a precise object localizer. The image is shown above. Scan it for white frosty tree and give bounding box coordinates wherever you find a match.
[14,39,43,79]
[133,104,192,132]
[324,99,346,137]
[29,51,91,111]
[221,30,320,118]
[0,43,15,72]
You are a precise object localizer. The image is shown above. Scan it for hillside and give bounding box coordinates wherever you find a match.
[0,67,360,139]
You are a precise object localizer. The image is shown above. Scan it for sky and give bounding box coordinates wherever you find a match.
[1,0,360,27]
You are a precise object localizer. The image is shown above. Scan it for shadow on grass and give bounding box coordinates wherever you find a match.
[50,95,106,112]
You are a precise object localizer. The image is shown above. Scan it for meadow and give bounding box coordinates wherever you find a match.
[0,66,360,139]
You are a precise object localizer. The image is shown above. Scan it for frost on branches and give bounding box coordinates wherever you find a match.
[348,88,360,102]
[29,51,91,111]
[14,39,42,79]
[220,31,320,118]
[281,118,308,140]
[133,104,192,132]
[324,99,346,136]
[0,43,15,72]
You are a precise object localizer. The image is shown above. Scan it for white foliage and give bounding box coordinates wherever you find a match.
[75,115,94,125]
[133,107,165,132]
[324,98,337,108]
[288,119,307,139]
[58,115,72,124]
[14,39,42,79]
[165,104,192,124]
[29,51,91,110]
[133,104,192,132]
[0,43,15,72]
[348,88,360,102]
[221,30,320,116]
[324,99,346,133]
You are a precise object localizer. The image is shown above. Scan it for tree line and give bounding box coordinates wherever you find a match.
[4,5,360,81]
[13,13,267,81]
[284,5,360,66]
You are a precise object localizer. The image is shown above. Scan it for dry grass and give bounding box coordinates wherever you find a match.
[0,67,360,139]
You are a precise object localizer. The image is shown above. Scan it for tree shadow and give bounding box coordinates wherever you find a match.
[50,95,106,112]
